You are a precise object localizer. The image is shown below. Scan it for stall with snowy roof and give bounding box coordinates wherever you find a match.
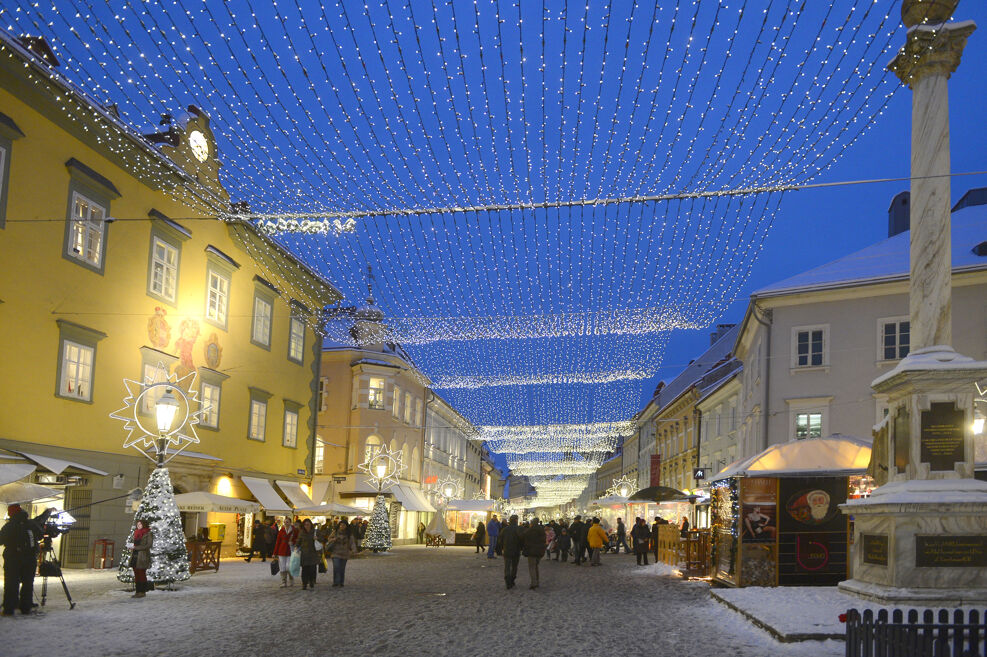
[708,434,872,588]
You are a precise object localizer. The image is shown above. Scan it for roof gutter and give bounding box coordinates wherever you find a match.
[752,303,772,454]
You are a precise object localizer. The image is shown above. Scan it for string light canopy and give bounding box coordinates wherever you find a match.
[0,0,916,498]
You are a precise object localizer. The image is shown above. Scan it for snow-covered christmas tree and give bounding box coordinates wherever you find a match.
[363,494,393,552]
[118,467,191,585]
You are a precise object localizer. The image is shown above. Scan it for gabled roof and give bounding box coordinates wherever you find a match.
[754,203,987,297]
[650,324,740,415]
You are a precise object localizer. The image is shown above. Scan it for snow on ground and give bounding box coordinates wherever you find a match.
[713,585,944,639]
[3,547,842,657]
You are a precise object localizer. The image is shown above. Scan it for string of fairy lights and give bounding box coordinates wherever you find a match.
[0,0,920,505]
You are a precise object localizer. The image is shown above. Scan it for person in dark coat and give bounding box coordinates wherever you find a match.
[245,519,266,562]
[264,519,278,560]
[555,528,571,562]
[680,516,691,538]
[522,518,547,589]
[297,518,320,590]
[568,516,585,565]
[631,517,652,565]
[615,518,630,554]
[0,504,51,615]
[485,514,501,559]
[129,518,153,598]
[651,517,662,562]
[473,520,486,553]
[496,515,522,589]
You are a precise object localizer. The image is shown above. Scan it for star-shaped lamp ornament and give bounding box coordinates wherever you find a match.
[109,363,204,466]
[358,445,406,492]
[433,477,463,505]
[608,475,638,499]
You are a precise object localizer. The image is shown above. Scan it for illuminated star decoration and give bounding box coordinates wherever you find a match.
[607,475,638,499]
[109,363,204,465]
[358,444,406,492]
[432,477,464,505]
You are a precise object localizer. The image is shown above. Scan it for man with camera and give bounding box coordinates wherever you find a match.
[1,504,53,616]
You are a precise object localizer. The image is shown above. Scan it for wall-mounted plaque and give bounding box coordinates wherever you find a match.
[920,402,965,471]
[862,534,888,566]
[915,535,987,568]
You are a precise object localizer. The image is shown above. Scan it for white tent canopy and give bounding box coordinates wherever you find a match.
[447,499,494,512]
[0,463,35,487]
[709,434,872,482]
[0,480,63,505]
[172,492,260,514]
[293,502,365,516]
[424,509,454,543]
[13,450,108,476]
[591,495,630,507]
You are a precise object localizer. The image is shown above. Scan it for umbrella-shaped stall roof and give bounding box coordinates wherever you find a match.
[172,491,261,514]
[709,434,872,482]
[293,502,365,516]
[628,485,691,503]
[0,480,63,505]
[590,495,630,507]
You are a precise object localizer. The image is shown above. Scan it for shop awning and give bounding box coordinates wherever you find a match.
[173,492,260,514]
[14,450,109,476]
[275,480,313,508]
[391,485,435,513]
[0,463,35,487]
[591,495,630,507]
[293,502,365,516]
[447,499,494,512]
[309,479,331,505]
[708,434,872,482]
[0,480,63,505]
[240,476,291,513]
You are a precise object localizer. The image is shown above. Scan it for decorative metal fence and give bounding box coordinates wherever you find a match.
[845,608,987,657]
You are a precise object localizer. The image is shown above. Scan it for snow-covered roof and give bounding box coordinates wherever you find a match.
[709,434,872,481]
[651,325,740,412]
[755,203,987,297]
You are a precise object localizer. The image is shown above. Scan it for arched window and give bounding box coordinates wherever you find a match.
[363,435,381,466]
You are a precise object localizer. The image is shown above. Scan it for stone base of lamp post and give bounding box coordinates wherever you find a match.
[839,349,987,605]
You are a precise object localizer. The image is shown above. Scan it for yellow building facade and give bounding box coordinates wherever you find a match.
[0,36,339,564]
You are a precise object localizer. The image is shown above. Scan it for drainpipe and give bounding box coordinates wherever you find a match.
[752,302,772,454]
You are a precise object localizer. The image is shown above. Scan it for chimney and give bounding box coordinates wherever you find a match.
[709,323,736,346]
[888,191,910,237]
[952,187,987,213]
[17,35,60,68]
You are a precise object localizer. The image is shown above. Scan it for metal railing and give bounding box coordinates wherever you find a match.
[845,608,987,657]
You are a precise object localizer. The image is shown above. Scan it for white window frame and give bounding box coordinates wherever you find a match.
[786,397,832,442]
[148,236,179,302]
[283,408,299,448]
[392,385,401,419]
[791,324,829,370]
[415,399,423,427]
[140,363,168,414]
[319,377,329,411]
[205,268,230,327]
[59,340,94,401]
[200,382,221,429]
[404,392,413,424]
[368,377,385,410]
[252,295,273,347]
[288,316,305,363]
[248,399,267,441]
[876,315,910,363]
[67,191,106,267]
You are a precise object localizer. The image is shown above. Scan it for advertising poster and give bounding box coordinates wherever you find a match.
[777,476,848,586]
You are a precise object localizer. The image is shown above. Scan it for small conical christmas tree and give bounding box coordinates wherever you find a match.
[363,494,392,552]
[118,467,191,585]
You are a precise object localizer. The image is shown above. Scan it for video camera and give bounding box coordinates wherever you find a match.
[43,511,76,538]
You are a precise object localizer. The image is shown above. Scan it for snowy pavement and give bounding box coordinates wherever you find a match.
[4,547,842,657]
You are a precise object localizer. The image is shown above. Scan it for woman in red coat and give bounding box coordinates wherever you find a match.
[272,519,297,587]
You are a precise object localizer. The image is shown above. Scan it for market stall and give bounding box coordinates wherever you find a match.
[708,434,872,588]
[172,491,261,566]
[446,499,494,545]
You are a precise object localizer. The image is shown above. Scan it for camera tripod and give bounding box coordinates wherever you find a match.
[37,539,75,609]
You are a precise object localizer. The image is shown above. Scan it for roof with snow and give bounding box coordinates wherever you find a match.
[709,434,872,481]
[649,324,740,413]
[755,199,987,297]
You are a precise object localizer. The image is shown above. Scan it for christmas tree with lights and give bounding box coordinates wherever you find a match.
[118,467,191,585]
[363,494,393,552]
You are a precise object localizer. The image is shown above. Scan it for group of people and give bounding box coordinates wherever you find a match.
[249,516,365,589]
[476,513,691,590]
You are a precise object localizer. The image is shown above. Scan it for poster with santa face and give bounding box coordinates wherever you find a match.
[777,476,849,586]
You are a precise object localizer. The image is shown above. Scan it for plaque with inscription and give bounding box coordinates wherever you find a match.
[893,406,910,472]
[915,535,987,568]
[862,534,888,566]
[920,402,965,471]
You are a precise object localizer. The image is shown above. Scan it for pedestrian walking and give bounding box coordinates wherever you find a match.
[272,518,298,587]
[128,518,153,598]
[522,517,547,589]
[245,519,266,562]
[328,519,358,587]
[496,514,522,589]
[568,516,585,565]
[615,518,630,554]
[265,519,278,560]
[417,521,426,544]
[0,504,52,615]
[586,517,608,566]
[631,518,652,566]
[651,516,662,563]
[297,518,320,590]
[486,514,501,559]
[473,520,486,553]
[555,528,571,562]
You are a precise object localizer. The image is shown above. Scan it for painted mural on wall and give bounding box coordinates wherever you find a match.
[146,308,223,384]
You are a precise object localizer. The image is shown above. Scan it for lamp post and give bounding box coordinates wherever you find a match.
[154,388,180,467]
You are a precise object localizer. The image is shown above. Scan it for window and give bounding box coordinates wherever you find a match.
[415,399,423,427]
[206,269,230,327]
[200,382,220,429]
[283,409,299,448]
[319,377,329,411]
[59,341,94,401]
[314,438,326,474]
[879,318,910,361]
[140,363,168,414]
[392,386,401,418]
[67,191,106,267]
[251,295,273,347]
[368,377,385,410]
[364,436,381,464]
[404,392,413,424]
[792,325,828,368]
[288,316,305,363]
[248,399,267,441]
[795,413,823,440]
[148,237,178,302]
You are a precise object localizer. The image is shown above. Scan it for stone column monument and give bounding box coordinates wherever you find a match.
[839,0,987,605]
